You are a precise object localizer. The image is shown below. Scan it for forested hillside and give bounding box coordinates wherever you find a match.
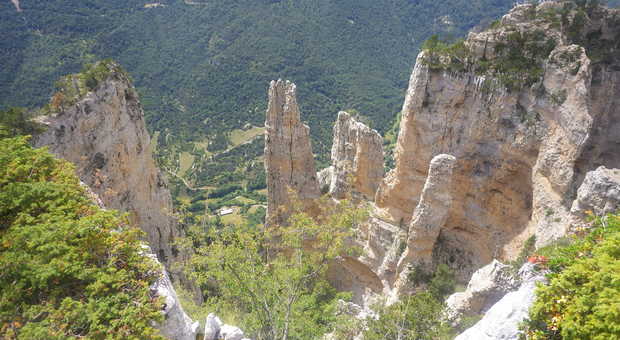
[8,0,614,215]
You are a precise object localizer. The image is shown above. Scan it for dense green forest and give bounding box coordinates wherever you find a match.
[0,0,518,197]
[3,0,618,218]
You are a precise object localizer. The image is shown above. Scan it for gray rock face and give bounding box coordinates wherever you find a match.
[203,313,250,340]
[455,263,547,340]
[264,79,320,226]
[147,249,200,340]
[33,62,187,281]
[329,111,384,200]
[571,166,620,218]
[446,260,517,324]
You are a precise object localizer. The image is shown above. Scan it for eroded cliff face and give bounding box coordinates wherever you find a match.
[264,79,320,226]
[375,2,620,280]
[266,2,620,307]
[329,111,384,200]
[34,62,184,275]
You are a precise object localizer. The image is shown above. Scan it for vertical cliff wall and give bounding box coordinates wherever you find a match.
[265,2,620,306]
[375,2,620,279]
[34,62,184,275]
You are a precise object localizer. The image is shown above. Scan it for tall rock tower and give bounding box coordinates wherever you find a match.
[264,79,320,226]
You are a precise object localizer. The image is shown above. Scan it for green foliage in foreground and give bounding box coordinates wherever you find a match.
[186,199,367,340]
[0,137,164,339]
[363,292,451,340]
[522,213,620,339]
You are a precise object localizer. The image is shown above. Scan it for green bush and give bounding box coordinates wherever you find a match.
[0,137,164,339]
[187,199,367,340]
[0,107,43,139]
[364,292,450,340]
[522,213,620,339]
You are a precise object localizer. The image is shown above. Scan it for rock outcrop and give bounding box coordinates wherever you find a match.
[328,111,384,200]
[372,2,620,281]
[391,154,456,298]
[147,249,200,340]
[264,79,320,226]
[455,263,547,340]
[446,260,517,324]
[34,62,183,271]
[571,166,620,219]
[267,2,620,309]
[203,313,250,340]
[398,154,456,269]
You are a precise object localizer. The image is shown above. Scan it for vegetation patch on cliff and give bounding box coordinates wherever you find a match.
[420,1,619,92]
[522,213,620,339]
[0,136,164,339]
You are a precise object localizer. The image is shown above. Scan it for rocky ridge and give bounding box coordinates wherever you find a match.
[264,1,620,312]
[34,62,184,274]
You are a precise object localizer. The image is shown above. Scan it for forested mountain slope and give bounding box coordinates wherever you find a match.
[1,0,514,163]
[4,0,617,208]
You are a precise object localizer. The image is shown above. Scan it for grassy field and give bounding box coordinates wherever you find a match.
[248,204,267,214]
[178,152,195,177]
[229,126,265,148]
[234,196,257,205]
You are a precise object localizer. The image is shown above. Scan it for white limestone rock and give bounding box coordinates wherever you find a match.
[446,260,518,324]
[33,61,185,276]
[264,79,320,226]
[145,249,199,340]
[203,313,250,340]
[571,166,620,218]
[455,263,547,340]
[329,111,384,200]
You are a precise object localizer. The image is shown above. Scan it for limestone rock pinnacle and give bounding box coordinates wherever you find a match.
[264,79,320,226]
[329,111,384,200]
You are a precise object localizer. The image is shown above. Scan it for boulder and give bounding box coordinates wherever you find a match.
[454,263,547,340]
[445,260,517,323]
[571,166,620,218]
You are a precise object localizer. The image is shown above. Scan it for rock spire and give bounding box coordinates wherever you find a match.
[329,111,384,200]
[264,79,320,226]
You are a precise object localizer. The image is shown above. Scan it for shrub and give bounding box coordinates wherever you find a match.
[0,107,43,139]
[522,213,620,339]
[187,198,368,340]
[364,292,450,340]
[0,137,164,339]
